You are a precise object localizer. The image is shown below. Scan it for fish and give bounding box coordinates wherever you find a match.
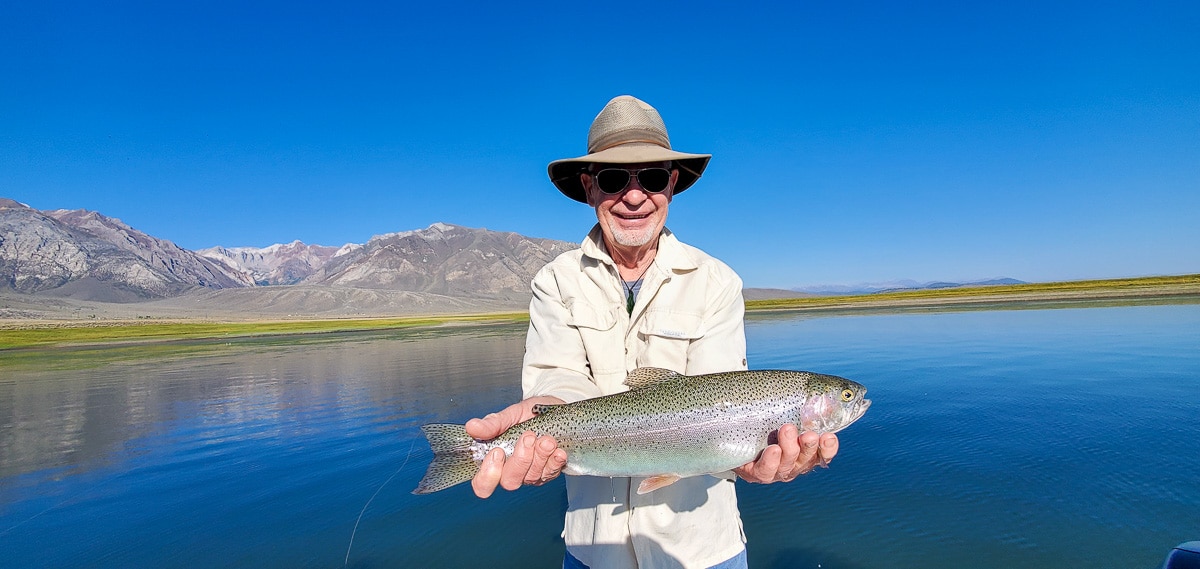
[413,367,871,495]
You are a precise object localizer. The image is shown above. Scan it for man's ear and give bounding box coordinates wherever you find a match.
[581,172,599,207]
[665,169,679,203]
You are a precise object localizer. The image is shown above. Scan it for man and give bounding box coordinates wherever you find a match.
[465,95,840,569]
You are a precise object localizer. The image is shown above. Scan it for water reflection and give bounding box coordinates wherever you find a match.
[0,324,529,481]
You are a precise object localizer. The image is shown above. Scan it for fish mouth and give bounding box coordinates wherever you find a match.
[828,398,871,433]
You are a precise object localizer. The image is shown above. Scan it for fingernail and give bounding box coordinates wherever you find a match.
[523,434,535,448]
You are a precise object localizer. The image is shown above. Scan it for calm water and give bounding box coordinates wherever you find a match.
[1,303,1198,568]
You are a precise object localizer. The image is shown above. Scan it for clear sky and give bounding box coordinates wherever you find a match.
[3,1,1197,288]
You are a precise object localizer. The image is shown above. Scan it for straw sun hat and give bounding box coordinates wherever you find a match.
[547,95,711,203]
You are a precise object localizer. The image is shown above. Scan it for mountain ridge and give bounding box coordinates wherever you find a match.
[1,198,578,311]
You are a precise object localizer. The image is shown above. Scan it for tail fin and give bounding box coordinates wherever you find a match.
[413,424,480,494]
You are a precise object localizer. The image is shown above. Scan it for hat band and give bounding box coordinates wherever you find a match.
[591,138,670,154]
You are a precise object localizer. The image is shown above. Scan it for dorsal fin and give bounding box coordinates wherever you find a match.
[623,367,683,390]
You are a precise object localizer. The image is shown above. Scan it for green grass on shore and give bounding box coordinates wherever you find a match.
[0,313,529,351]
[2,274,1197,351]
[745,274,1200,311]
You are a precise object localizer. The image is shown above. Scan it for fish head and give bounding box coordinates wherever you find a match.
[797,374,871,433]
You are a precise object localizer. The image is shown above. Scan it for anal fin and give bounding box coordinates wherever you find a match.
[636,474,682,495]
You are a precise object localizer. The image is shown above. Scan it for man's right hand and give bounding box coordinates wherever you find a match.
[464,396,568,498]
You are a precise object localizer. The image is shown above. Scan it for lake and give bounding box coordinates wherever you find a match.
[1,302,1198,568]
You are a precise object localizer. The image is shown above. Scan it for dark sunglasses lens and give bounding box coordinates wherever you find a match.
[637,169,671,193]
[596,170,631,194]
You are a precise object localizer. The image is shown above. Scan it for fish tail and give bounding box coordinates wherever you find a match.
[413,423,480,494]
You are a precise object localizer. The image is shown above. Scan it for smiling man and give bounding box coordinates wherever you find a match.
[464,95,840,569]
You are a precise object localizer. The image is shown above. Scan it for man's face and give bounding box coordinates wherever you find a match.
[582,162,678,251]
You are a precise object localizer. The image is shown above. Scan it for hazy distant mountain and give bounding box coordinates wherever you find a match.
[0,198,254,301]
[742,287,816,300]
[198,241,346,285]
[305,223,578,301]
[796,278,1027,296]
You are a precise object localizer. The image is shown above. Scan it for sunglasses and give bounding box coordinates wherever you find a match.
[592,167,672,195]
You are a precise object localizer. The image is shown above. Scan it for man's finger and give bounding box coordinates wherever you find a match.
[499,431,536,491]
[796,431,820,470]
[524,435,558,484]
[817,433,839,467]
[754,444,782,483]
[465,402,525,439]
[471,447,505,498]
[775,424,801,480]
[545,448,568,480]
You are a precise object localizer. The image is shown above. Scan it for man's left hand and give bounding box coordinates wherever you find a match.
[734,424,838,484]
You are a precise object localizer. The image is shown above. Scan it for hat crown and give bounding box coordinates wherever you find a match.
[587,95,672,154]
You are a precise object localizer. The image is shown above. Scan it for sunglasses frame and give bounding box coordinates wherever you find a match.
[589,167,674,195]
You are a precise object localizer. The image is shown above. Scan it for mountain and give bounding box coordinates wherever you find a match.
[0,198,253,301]
[198,241,347,285]
[1,198,579,312]
[305,223,578,301]
[795,278,1027,296]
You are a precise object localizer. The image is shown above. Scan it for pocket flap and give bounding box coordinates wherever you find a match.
[567,302,618,331]
[639,310,703,340]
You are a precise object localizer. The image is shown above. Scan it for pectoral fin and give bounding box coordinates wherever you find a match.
[636,474,682,495]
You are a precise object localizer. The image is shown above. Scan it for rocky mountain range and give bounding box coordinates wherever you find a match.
[0,198,253,301]
[0,198,578,314]
[198,241,350,286]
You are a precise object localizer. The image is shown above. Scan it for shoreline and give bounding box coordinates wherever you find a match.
[2,275,1198,351]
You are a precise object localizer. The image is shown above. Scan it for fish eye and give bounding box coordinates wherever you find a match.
[840,389,855,402]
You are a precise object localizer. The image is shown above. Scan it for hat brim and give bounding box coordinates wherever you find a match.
[548,143,711,204]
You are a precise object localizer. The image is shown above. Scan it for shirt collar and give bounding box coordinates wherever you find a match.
[580,224,700,274]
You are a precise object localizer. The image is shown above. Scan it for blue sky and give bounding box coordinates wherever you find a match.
[3,1,1197,288]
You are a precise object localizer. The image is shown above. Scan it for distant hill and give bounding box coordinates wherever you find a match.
[743,288,816,301]
[796,278,1028,296]
[0,198,252,301]
[1,197,579,313]
[305,222,578,301]
[198,241,348,285]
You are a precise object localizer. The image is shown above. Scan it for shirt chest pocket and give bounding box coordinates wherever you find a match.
[636,310,704,371]
[566,303,625,381]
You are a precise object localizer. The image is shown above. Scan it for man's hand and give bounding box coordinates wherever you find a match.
[734,424,839,484]
[464,396,568,498]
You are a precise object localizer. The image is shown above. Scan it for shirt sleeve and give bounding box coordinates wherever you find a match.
[685,268,748,375]
[521,263,605,403]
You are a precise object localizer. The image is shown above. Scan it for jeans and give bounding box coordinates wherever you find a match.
[563,548,748,569]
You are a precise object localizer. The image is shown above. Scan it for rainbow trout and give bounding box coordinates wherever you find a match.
[414,367,870,495]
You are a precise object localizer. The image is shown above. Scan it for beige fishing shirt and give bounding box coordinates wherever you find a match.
[522,225,749,569]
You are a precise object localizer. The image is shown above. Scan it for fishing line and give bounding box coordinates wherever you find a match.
[344,439,415,567]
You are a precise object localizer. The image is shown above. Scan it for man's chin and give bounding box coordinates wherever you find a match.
[609,226,658,248]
